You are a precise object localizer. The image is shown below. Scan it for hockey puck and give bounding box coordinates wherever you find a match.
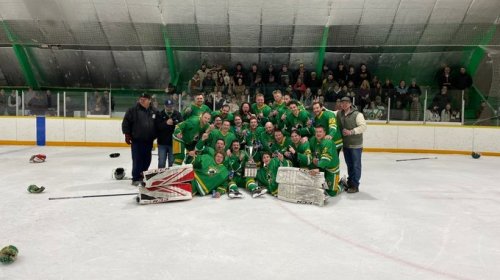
[109,153,120,158]
[471,152,481,159]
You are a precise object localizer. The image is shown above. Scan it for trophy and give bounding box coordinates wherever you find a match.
[244,141,258,177]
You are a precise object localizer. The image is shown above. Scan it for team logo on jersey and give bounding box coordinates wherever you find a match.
[207,167,217,175]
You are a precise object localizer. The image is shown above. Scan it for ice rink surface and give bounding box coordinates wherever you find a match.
[1,145,499,280]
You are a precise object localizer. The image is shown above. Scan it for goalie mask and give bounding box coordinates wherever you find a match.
[114,168,125,180]
[29,154,47,163]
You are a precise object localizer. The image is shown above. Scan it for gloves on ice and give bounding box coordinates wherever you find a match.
[125,134,132,145]
[0,245,18,264]
[27,184,45,193]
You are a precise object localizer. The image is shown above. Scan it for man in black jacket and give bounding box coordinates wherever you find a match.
[122,93,157,186]
[156,99,183,168]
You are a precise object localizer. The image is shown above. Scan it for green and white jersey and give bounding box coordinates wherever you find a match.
[173,116,210,149]
[208,129,237,150]
[309,136,339,173]
[314,109,343,149]
[183,103,212,120]
[192,154,230,196]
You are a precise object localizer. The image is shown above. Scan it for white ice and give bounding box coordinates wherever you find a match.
[1,145,499,280]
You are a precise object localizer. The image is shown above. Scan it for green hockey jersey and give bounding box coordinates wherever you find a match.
[191,154,230,196]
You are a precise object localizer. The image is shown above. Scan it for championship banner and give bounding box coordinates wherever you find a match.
[276,167,328,189]
[277,183,326,207]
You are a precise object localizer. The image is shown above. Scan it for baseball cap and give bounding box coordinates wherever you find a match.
[340,96,352,103]
[164,99,174,106]
[139,93,151,99]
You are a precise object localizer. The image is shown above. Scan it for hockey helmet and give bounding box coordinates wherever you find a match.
[29,154,47,163]
[471,152,481,159]
[114,168,125,180]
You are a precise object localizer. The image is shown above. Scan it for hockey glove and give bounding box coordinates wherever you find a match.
[0,245,18,264]
[125,134,132,145]
[27,184,45,193]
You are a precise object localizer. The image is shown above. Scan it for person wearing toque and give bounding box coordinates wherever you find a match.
[156,99,183,168]
[122,92,157,186]
[337,96,367,193]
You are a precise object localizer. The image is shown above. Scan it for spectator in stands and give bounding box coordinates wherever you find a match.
[409,95,422,121]
[346,65,357,85]
[232,62,245,85]
[425,103,441,122]
[358,63,371,85]
[202,72,216,94]
[407,79,421,97]
[0,89,6,115]
[149,95,159,112]
[264,75,280,104]
[438,66,452,89]
[233,77,246,101]
[197,63,210,82]
[293,78,307,100]
[278,64,293,87]
[7,90,19,116]
[189,72,202,95]
[333,61,347,85]
[357,80,371,110]
[370,76,380,88]
[249,74,264,98]
[321,64,330,80]
[308,72,322,95]
[382,78,395,104]
[391,100,408,120]
[322,72,338,99]
[263,64,277,84]
[372,81,383,100]
[454,67,473,106]
[395,80,409,107]
[363,100,384,120]
[248,63,261,86]
[440,103,453,122]
[226,96,240,113]
[28,91,49,115]
[294,63,309,85]
[301,87,314,109]
[214,91,226,110]
[433,86,453,113]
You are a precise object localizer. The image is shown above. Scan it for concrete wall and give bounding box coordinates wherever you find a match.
[1,117,499,155]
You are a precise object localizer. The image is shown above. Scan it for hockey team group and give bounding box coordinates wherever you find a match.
[121,90,366,205]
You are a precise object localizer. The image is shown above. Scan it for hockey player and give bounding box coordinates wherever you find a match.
[191,151,235,198]
[251,93,272,125]
[309,126,343,196]
[182,93,212,120]
[256,152,292,196]
[312,101,343,154]
[226,140,267,198]
[269,90,287,126]
[271,128,292,155]
[284,129,312,168]
[211,104,234,124]
[173,111,212,165]
[282,101,313,137]
[208,120,237,150]
[257,122,277,154]
[242,117,265,166]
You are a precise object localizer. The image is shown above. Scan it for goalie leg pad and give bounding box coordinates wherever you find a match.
[137,183,193,205]
[277,183,326,207]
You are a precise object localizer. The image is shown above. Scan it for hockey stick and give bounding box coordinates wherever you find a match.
[396,157,437,162]
[49,193,137,200]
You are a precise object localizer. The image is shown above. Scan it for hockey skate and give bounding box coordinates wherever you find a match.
[251,187,267,198]
[228,189,243,199]
[339,175,349,192]
[131,181,144,187]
